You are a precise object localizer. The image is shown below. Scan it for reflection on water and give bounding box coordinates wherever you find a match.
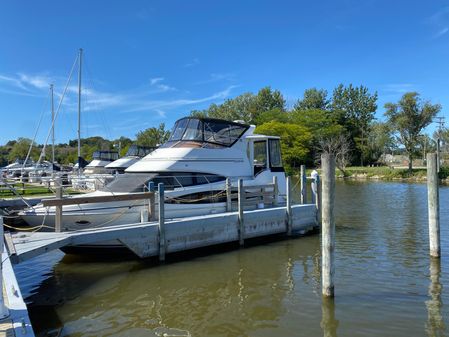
[13,180,449,337]
[321,298,338,337]
[426,258,445,337]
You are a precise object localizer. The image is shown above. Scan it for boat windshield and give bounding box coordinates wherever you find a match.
[165,118,249,148]
[125,145,155,157]
[93,151,119,161]
[101,173,157,193]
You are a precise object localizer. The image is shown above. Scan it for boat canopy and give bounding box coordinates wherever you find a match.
[125,145,155,157]
[163,117,249,148]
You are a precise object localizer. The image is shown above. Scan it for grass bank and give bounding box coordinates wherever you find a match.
[327,166,449,182]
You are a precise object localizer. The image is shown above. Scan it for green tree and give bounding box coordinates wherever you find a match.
[253,109,290,124]
[198,86,285,124]
[294,88,329,111]
[255,87,285,113]
[136,123,170,147]
[331,84,378,165]
[255,121,312,173]
[385,92,441,172]
[8,138,39,162]
[364,122,395,164]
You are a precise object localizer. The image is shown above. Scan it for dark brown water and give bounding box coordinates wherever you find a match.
[14,180,449,336]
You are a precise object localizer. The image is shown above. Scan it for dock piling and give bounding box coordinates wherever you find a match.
[321,154,335,297]
[286,176,292,236]
[427,153,440,258]
[238,179,244,246]
[226,178,232,212]
[311,170,321,225]
[55,178,63,232]
[272,176,278,206]
[148,182,156,221]
[158,183,166,261]
[300,165,307,204]
[0,217,10,319]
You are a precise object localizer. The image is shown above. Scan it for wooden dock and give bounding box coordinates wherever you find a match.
[7,203,317,263]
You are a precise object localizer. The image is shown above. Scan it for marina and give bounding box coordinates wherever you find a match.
[1,2,449,335]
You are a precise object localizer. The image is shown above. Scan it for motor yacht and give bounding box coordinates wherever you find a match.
[104,145,155,174]
[20,117,287,231]
[70,150,119,190]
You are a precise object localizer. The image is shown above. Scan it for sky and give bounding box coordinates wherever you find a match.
[0,0,449,145]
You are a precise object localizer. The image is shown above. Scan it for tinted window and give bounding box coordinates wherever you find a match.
[269,139,282,167]
[253,141,267,176]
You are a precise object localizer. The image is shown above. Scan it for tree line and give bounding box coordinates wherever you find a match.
[192,85,443,173]
[1,84,445,174]
[0,124,170,167]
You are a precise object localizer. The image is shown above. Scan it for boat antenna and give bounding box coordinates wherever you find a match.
[77,48,83,173]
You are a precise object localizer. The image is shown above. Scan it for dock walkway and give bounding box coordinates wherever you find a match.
[7,204,317,263]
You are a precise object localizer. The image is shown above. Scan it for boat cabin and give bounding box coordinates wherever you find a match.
[247,135,284,177]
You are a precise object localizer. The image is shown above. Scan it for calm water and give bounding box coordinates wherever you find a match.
[14,180,449,337]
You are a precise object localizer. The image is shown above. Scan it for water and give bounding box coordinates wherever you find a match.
[14,180,449,336]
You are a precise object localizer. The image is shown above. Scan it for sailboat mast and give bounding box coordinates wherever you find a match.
[77,48,83,161]
[50,84,55,164]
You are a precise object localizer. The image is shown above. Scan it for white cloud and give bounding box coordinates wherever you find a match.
[196,73,237,85]
[0,71,237,119]
[184,58,200,68]
[427,7,449,39]
[434,27,449,38]
[150,77,164,85]
[18,73,52,89]
[382,83,415,94]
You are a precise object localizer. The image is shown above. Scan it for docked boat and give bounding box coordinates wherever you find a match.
[20,117,287,230]
[70,151,119,190]
[104,145,155,174]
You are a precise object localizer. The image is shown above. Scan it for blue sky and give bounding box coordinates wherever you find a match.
[1,0,448,145]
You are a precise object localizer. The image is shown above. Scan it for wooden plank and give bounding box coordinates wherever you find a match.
[42,191,155,206]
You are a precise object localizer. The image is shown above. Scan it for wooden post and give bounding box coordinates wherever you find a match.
[226,178,232,212]
[312,171,321,225]
[238,179,244,246]
[0,216,10,319]
[148,182,156,221]
[427,153,440,258]
[286,176,292,236]
[55,178,63,232]
[436,139,440,173]
[158,183,166,261]
[272,176,278,206]
[300,165,307,204]
[321,153,336,297]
